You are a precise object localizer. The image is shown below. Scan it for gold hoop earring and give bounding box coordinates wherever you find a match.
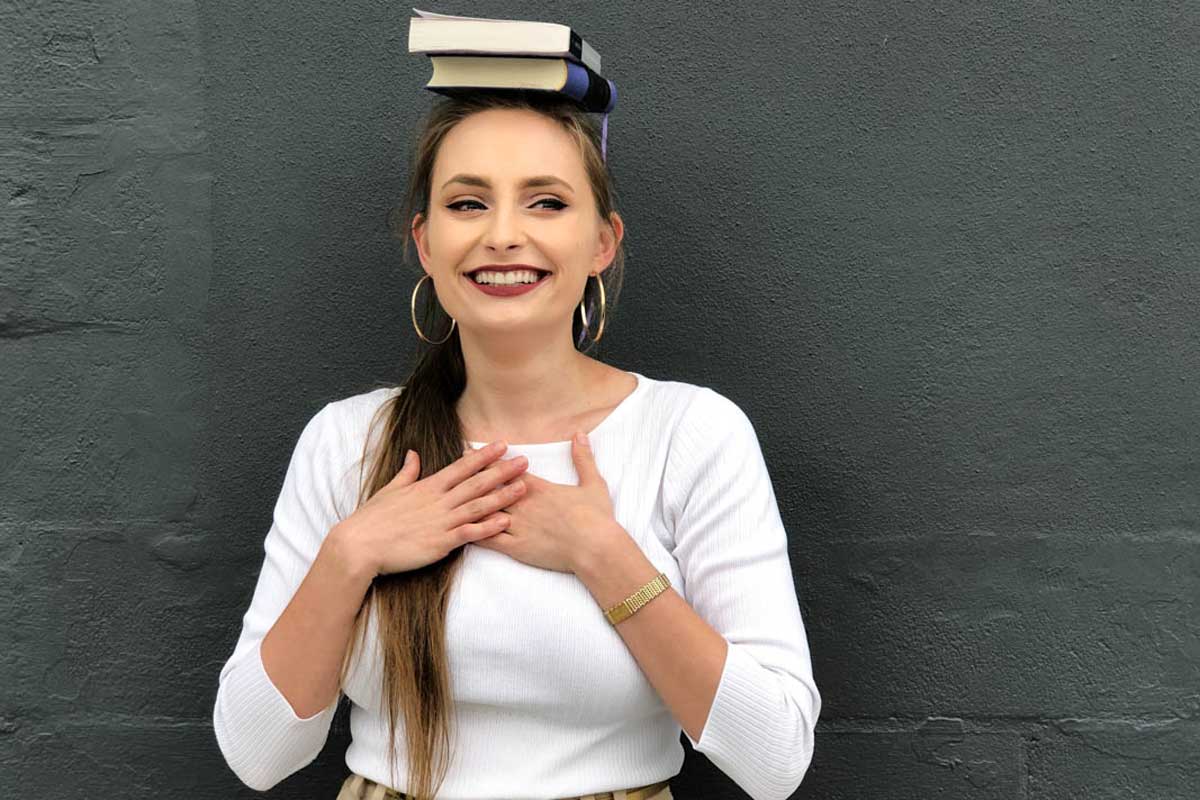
[577,273,607,345]
[410,273,456,345]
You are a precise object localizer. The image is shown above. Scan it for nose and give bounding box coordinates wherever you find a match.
[482,201,525,252]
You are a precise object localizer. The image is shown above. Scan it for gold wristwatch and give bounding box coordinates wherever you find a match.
[603,572,671,625]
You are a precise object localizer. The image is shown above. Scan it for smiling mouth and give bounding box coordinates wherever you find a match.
[465,268,552,285]
[463,268,553,299]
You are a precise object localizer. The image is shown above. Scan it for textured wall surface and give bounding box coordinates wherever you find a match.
[2,1,1197,798]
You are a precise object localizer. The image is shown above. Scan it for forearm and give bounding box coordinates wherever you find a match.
[259,525,375,719]
[574,525,728,744]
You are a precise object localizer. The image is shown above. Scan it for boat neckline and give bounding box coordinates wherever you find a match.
[464,370,647,451]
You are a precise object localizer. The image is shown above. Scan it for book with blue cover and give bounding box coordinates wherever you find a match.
[409,7,601,73]
[408,8,616,115]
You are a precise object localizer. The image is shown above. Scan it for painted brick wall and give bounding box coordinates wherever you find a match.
[2,2,1196,798]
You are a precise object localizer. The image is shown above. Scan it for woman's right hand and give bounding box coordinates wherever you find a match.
[333,440,529,578]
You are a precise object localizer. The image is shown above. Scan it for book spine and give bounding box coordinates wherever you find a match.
[570,29,601,73]
[563,60,616,114]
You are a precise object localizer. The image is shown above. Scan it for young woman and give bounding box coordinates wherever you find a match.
[213,91,821,800]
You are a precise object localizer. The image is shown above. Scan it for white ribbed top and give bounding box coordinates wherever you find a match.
[212,370,821,800]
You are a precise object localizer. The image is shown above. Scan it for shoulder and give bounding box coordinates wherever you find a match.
[296,383,404,514]
[652,378,770,523]
[640,373,757,445]
[318,383,405,468]
[320,383,403,439]
[630,372,762,474]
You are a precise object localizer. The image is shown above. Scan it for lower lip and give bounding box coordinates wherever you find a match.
[465,272,552,297]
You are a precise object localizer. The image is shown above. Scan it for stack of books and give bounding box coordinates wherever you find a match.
[407,8,617,115]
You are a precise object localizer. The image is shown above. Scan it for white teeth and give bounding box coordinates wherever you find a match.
[472,269,543,285]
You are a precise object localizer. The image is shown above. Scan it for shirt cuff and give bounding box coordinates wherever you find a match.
[684,643,816,800]
[213,638,338,790]
[250,637,338,723]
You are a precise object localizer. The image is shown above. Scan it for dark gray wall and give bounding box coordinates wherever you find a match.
[2,1,1197,798]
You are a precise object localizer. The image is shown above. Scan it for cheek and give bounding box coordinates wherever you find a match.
[538,233,594,272]
[425,222,475,261]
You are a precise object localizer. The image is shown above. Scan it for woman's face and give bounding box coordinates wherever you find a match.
[412,108,621,341]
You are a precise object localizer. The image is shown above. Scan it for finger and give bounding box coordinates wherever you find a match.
[443,452,529,509]
[431,439,510,491]
[516,470,547,488]
[472,531,511,555]
[446,478,526,528]
[455,512,511,546]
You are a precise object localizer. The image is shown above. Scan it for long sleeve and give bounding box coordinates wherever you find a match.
[665,387,822,800]
[212,402,344,791]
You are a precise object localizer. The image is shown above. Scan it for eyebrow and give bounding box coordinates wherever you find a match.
[440,174,574,192]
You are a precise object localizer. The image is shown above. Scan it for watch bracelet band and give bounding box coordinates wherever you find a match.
[603,572,671,625]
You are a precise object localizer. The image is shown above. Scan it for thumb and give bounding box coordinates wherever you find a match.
[394,448,420,484]
[571,431,600,484]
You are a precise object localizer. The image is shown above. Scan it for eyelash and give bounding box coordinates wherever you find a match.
[446,198,568,212]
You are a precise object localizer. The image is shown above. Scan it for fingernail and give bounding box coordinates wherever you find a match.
[404,449,413,465]
[574,430,588,446]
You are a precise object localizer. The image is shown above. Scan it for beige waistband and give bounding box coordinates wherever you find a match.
[568,779,671,800]
[338,773,671,800]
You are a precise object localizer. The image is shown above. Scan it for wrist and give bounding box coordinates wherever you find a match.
[573,524,660,610]
[571,519,626,579]
[323,522,376,587]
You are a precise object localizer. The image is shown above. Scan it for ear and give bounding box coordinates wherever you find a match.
[412,212,432,274]
[592,211,624,275]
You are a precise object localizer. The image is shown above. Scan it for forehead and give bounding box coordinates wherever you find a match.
[433,109,586,189]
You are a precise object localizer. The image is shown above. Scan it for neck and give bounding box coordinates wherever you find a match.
[455,328,600,442]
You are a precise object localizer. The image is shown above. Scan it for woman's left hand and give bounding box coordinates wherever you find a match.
[471,431,617,574]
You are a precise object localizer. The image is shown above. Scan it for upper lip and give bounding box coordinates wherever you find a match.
[466,264,551,276]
